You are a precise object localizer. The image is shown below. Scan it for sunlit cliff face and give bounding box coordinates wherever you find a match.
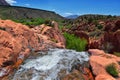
[13,49,89,80]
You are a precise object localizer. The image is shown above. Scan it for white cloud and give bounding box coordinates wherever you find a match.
[62,12,73,17]
[64,12,73,15]
[51,9,56,11]
[25,4,30,6]
[5,0,17,5]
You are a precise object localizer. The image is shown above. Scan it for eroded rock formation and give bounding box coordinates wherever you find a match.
[0,20,65,78]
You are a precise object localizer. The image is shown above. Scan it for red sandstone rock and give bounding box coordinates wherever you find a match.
[0,20,65,78]
[0,20,39,78]
[101,30,120,53]
[32,22,66,49]
[101,20,120,53]
[74,31,89,41]
[96,74,115,80]
[0,30,22,68]
[89,38,101,49]
[113,30,120,52]
[82,67,94,80]
[89,49,120,80]
[88,49,105,55]
[112,20,120,32]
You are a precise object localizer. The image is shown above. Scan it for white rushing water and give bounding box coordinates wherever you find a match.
[13,49,89,80]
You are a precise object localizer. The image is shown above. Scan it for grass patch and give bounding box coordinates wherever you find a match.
[63,32,87,51]
[106,63,119,77]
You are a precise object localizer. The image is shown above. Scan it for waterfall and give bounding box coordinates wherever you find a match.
[13,49,89,80]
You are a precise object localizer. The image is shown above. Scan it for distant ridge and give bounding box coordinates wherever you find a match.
[0,5,64,20]
[65,15,79,19]
[0,0,10,6]
[76,14,119,20]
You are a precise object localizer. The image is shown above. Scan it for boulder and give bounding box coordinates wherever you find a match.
[32,21,66,49]
[96,74,115,80]
[88,49,105,55]
[89,49,120,80]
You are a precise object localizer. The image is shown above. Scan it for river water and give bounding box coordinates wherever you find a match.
[12,48,89,80]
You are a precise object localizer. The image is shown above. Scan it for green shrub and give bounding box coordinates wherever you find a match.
[0,27,6,31]
[63,32,87,51]
[113,52,120,57]
[106,63,119,77]
[13,18,47,26]
[97,24,103,29]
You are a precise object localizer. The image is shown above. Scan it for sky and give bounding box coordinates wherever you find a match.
[5,0,120,17]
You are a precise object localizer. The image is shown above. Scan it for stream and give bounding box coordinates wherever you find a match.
[12,48,89,80]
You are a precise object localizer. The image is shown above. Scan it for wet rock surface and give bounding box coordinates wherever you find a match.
[12,49,89,80]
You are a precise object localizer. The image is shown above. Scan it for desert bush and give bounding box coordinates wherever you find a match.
[97,24,103,29]
[106,63,119,77]
[63,32,87,51]
[0,27,6,31]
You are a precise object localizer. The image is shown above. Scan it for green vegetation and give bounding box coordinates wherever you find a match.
[106,63,119,77]
[0,27,6,31]
[77,14,118,21]
[96,24,103,29]
[13,18,48,26]
[13,18,64,27]
[113,52,120,57]
[0,6,64,20]
[63,32,87,51]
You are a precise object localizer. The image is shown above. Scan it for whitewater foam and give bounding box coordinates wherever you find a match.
[13,49,89,80]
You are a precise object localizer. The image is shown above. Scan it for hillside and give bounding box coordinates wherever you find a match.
[62,14,120,53]
[76,14,119,22]
[0,5,64,20]
[0,0,10,6]
[62,14,120,29]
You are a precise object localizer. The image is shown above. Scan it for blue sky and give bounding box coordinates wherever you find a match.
[6,0,120,16]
